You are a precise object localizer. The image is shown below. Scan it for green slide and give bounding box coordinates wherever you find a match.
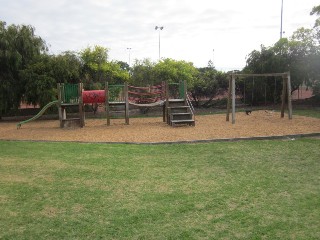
[17,100,59,129]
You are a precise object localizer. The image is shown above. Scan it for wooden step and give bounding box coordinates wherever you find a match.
[61,103,80,107]
[167,106,191,124]
[166,99,195,127]
[167,106,190,113]
[168,99,185,103]
[171,119,195,127]
[171,112,192,121]
[167,99,185,106]
[61,118,82,128]
[109,101,126,106]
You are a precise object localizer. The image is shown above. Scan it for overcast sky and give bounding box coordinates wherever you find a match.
[0,0,318,71]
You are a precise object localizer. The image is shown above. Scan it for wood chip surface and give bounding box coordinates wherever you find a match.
[1,111,320,143]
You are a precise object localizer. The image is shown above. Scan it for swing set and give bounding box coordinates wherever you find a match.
[226,72,293,124]
[242,75,279,112]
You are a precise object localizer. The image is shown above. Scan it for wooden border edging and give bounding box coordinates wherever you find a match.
[2,133,320,145]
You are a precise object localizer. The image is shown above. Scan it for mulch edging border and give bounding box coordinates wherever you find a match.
[1,132,320,145]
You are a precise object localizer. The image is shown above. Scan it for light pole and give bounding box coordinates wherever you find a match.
[155,26,164,61]
[126,47,132,67]
[280,0,284,38]
[212,49,214,67]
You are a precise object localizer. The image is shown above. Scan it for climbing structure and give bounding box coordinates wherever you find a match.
[105,82,129,126]
[128,82,166,106]
[17,83,84,129]
[17,81,195,129]
[57,83,85,128]
[105,81,195,127]
[165,81,195,127]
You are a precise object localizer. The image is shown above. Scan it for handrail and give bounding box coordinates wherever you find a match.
[186,92,195,121]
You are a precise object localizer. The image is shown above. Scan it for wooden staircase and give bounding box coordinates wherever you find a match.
[166,99,195,127]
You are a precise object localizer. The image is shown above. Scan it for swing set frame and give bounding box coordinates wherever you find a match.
[226,72,293,124]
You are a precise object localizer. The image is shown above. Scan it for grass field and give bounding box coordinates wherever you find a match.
[293,108,320,119]
[0,139,319,239]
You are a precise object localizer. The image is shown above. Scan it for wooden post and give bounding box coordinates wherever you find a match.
[57,83,63,128]
[264,81,267,106]
[165,81,169,123]
[162,81,166,122]
[106,82,110,126]
[232,74,236,124]
[286,72,293,119]
[124,82,129,125]
[60,84,66,121]
[78,83,85,127]
[183,80,187,104]
[226,77,232,122]
[243,79,246,105]
[281,76,287,118]
[62,108,66,120]
[61,83,65,103]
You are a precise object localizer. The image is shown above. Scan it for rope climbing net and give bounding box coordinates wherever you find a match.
[128,83,166,107]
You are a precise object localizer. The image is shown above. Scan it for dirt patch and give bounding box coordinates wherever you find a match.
[0,111,320,143]
[41,206,64,218]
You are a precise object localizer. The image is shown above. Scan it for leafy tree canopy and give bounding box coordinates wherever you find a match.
[0,21,47,115]
[79,45,128,88]
[153,58,198,87]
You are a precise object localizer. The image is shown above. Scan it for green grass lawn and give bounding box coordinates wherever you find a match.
[0,139,319,239]
[293,108,320,119]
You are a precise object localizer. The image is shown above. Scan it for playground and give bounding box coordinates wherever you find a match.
[1,111,320,143]
[1,77,320,240]
[1,73,319,143]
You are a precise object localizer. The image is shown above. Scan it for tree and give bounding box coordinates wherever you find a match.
[309,5,320,99]
[115,61,130,72]
[80,45,109,84]
[79,46,129,89]
[19,54,56,107]
[51,51,82,84]
[152,58,198,87]
[190,62,228,107]
[0,21,47,116]
[244,27,320,101]
[311,5,320,29]
[130,59,155,86]
[243,5,320,103]
[18,51,84,108]
[289,28,320,90]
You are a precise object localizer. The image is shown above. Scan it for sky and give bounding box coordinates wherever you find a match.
[0,0,319,71]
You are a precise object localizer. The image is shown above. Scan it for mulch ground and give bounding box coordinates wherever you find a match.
[0,111,320,143]
[1,111,320,143]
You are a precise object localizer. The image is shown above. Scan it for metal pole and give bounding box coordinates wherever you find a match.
[158,30,161,60]
[212,49,214,66]
[280,0,284,38]
[155,26,164,61]
[126,47,131,67]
